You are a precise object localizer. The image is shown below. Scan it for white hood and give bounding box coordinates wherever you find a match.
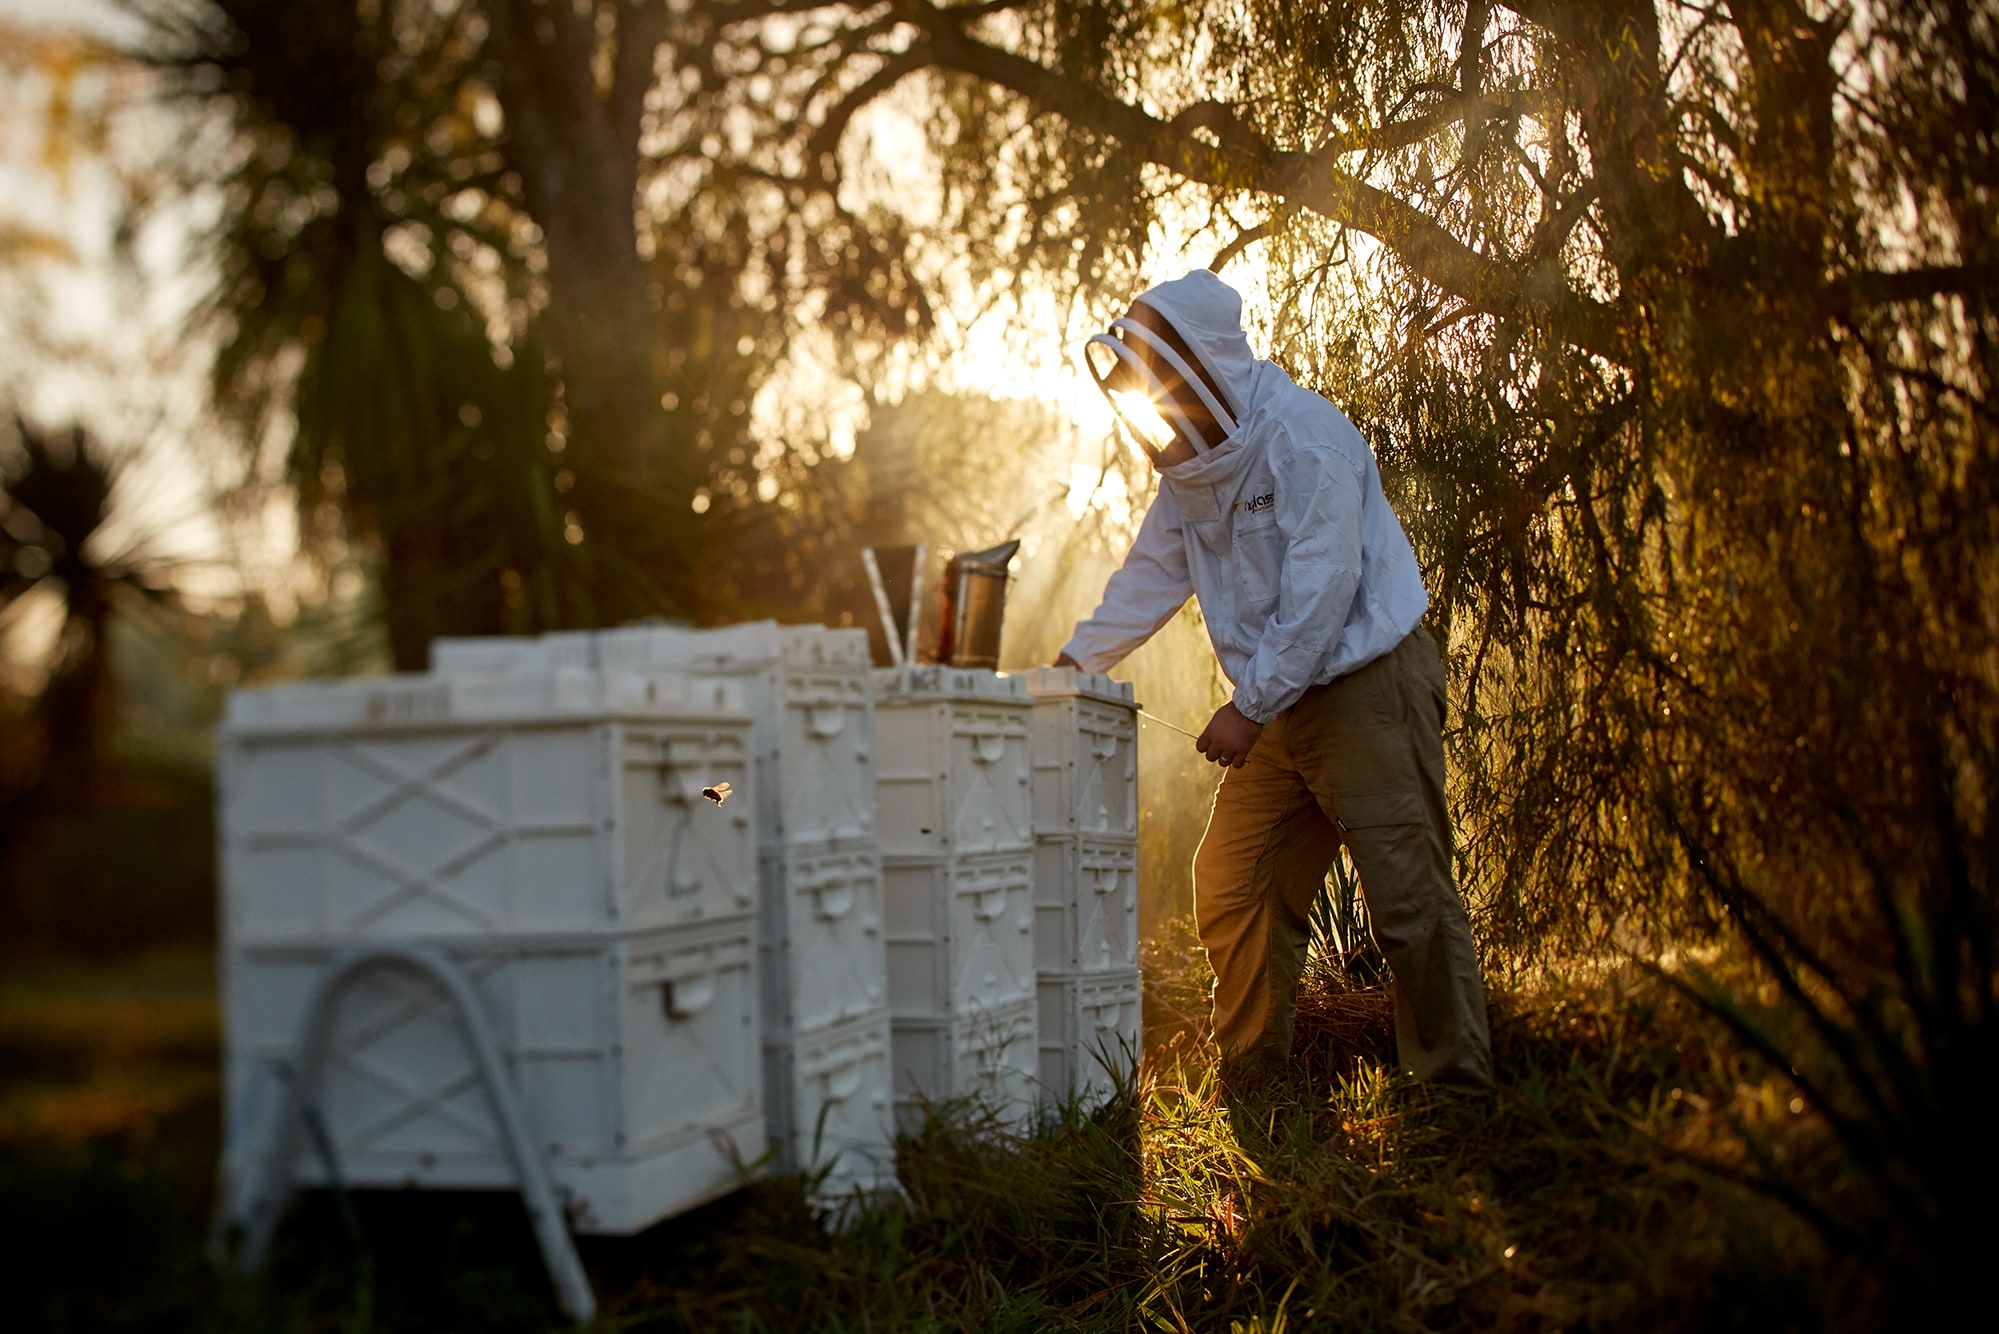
[1131,269,1262,427]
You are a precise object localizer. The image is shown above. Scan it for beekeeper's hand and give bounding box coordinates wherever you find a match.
[1196,703,1262,769]
[1053,652,1081,668]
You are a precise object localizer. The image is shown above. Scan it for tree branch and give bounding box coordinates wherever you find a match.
[1491,0,1588,43]
[1209,204,1297,272]
[895,1,1621,354]
[1836,263,1999,312]
[805,48,928,174]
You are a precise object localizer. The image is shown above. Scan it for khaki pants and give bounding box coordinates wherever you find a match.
[1193,627,1493,1085]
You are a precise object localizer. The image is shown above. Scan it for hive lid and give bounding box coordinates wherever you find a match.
[595,621,870,675]
[431,623,871,678]
[222,668,751,736]
[428,632,595,677]
[1006,666,1136,706]
[871,664,1029,702]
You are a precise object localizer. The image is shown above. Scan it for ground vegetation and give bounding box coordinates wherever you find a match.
[0,938,1865,1332]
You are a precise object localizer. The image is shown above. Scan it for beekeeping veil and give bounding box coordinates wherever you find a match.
[1084,269,1259,464]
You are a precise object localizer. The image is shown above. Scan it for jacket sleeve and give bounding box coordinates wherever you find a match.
[1058,487,1194,672]
[1230,428,1365,723]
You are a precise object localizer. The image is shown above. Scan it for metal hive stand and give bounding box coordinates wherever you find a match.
[215,941,597,1323]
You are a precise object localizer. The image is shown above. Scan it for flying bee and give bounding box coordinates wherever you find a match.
[700,781,733,806]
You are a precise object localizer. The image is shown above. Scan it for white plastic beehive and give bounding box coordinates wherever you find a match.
[218,671,757,940]
[760,841,887,1034]
[871,666,1033,858]
[881,849,1037,1020]
[1031,838,1139,973]
[593,624,877,851]
[1013,667,1139,841]
[761,1007,895,1200]
[429,624,899,1201]
[435,623,878,853]
[221,917,763,1235]
[1036,968,1142,1110]
[889,993,1037,1131]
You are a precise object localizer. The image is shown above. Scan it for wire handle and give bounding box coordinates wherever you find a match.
[1136,708,1201,741]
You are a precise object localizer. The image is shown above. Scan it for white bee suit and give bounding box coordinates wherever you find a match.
[1061,270,1492,1087]
[1058,273,1431,724]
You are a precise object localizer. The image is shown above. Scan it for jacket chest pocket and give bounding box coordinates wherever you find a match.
[1232,512,1283,606]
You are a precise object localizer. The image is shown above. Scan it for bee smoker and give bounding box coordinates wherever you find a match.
[935,539,1021,669]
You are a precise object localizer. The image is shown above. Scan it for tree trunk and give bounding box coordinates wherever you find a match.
[484,0,703,623]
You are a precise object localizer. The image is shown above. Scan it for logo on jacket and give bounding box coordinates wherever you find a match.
[1233,492,1275,515]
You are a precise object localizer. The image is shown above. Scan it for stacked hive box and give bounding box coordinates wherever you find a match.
[216,668,765,1235]
[433,624,895,1204]
[871,666,1039,1129]
[1014,667,1143,1109]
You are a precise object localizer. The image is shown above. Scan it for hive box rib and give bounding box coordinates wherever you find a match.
[1013,666,1140,842]
[762,1007,894,1200]
[1014,667,1145,1109]
[881,849,1037,1019]
[1035,967,1143,1111]
[872,666,1039,1127]
[1031,837,1139,973]
[888,994,1039,1133]
[871,665,1034,858]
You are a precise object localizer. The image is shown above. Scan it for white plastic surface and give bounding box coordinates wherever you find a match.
[219,706,756,939]
[890,994,1037,1131]
[761,1006,895,1199]
[434,624,878,851]
[596,625,876,851]
[882,850,1036,1019]
[1031,837,1140,973]
[1035,968,1142,1110]
[1023,687,1139,841]
[873,664,1030,703]
[1010,665,1136,707]
[226,667,747,733]
[222,918,764,1235]
[594,621,872,675]
[872,669,1032,858]
[760,840,887,1034]
[427,633,597,679]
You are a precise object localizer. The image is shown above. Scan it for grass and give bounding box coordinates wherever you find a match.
[0,948,218,1148]
[0,930,1872,1332]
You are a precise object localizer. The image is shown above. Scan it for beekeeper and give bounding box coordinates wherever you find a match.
[1054,269,1493,1088]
